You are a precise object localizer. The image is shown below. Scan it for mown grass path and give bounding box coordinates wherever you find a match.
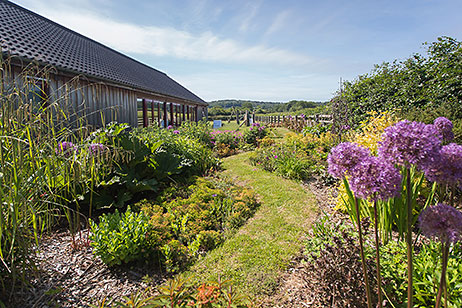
[186,149,318,299]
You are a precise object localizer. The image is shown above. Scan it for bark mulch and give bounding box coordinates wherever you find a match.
[11,230,166,308]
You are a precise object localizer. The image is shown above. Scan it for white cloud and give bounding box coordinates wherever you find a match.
[28,5,313,67]
[238,1,262,33]
[265,9,291,36]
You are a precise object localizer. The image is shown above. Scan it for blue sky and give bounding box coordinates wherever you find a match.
[13,0,462,102]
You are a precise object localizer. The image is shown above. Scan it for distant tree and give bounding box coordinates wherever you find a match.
[241,102,254,111]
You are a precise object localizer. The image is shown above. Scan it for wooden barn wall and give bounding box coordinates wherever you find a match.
[2,63,204,128]
[47,74,138,128]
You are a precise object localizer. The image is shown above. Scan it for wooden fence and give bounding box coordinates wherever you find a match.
[254,114,333,126]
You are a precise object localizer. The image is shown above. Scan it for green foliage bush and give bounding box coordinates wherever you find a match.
[150,177,260,271]
[91,177,260,271]
[243,123,268,146]
[249,145,312,180]
[306,214,462,308]
[89,207,153,266]
[87,124,221,209]
[338,36,462,142]
[178,121,214,147]
[250,131,335,181]
[380,241,462,308]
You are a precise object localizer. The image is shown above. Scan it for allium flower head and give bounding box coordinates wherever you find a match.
[419,203,462,243]
[56,141,77,157]
[173,130,180,134]
[425,143,462,185]
[378,120,441,170]
[327,142,371,178]
[433,117,454,142]
[89,143,106,155]
[349,156,402,201]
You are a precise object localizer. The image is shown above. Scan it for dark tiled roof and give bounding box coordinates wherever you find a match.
[0,0,206,105]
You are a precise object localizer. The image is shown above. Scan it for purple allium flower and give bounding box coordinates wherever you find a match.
[419,203,462,243]
[425,143,462,185]
[378,120,441,171]
[349,156,402,201]
[327,142,371,178]
[89,143,106,155]
[56,142,77,157]
[274,155,278,159]
[167,125,173,129]
[433,117,454,142]
[173,130,180,134]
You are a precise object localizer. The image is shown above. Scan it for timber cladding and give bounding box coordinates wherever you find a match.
[0,0,207,128]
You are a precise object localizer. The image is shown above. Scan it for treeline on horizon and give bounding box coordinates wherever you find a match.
[207,99,329,117]
[209,36,462,138]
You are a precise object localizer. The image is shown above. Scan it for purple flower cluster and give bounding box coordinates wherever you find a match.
[378,120,441,171]
[209,130,243,148]
[348,156,402,201]
[173,130,180,134]
[250,122,265,131]
[56,141,77,157]
[425,143,462,185]
[89,143,106,155]
[433,117,454,142]
[327,142,371,179]
[419,203,462,243]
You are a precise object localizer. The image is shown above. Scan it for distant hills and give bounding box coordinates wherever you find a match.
[208,99,282,109]
[208,99,328,115]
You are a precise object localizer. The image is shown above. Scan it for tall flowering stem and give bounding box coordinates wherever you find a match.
[435,243,449,308]
[418,203,462,308]
[373,200,383,308]
[379,120,442,308]
[354,196,373,308]
[328,142,374,308]
[349,156,401,308]
[405,168,413,308]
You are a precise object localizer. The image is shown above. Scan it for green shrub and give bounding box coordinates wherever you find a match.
[380,241,462,308]
[89,207,154,266]
[249,144,313,180]
[178,121,214,148]
[136,177,260,272]
[211,130,242,150]
[243,122,268,146]
[338,37,462,131]
[306,215,462,308]
[135,126,220,177]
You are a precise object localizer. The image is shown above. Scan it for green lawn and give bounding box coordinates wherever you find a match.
[210,120,242,131]
[185,150,318,299]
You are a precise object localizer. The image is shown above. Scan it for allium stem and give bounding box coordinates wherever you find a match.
[406,168,413,308]
[354,197,373,308]
[374,201,383,308]
[435,243,449,308]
